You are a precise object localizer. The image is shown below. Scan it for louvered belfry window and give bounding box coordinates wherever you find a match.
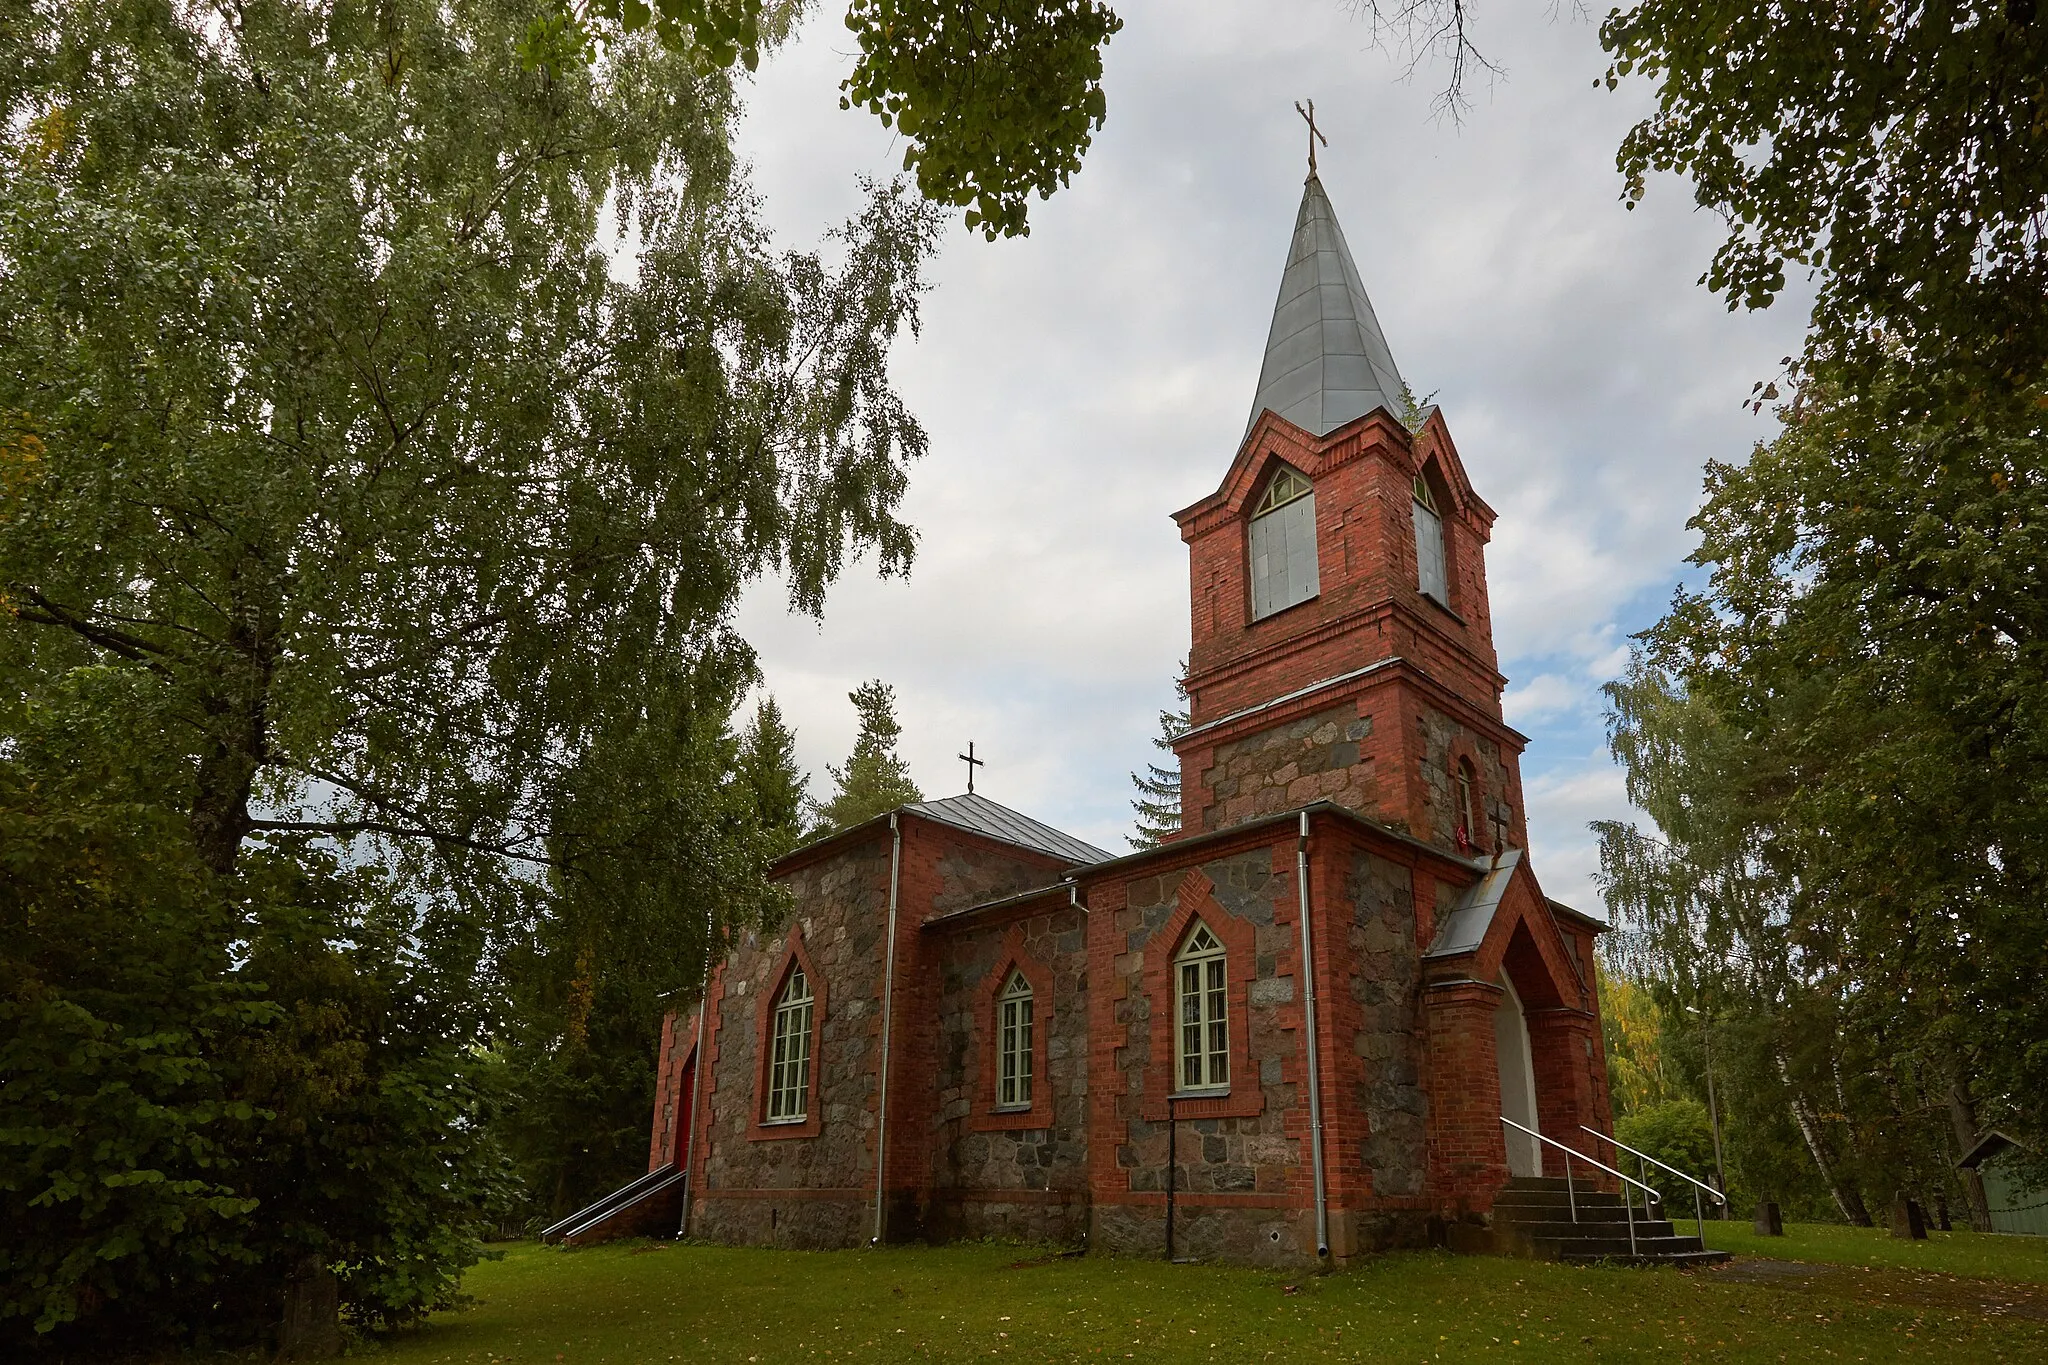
[1413,473,1448,604]
[1176,925,1230,1091]
[997,969,1034,1110]
[766,965,813,1122]
[1249,465,1319,620]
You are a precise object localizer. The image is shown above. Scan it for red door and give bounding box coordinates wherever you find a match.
[673,1056,696,1169]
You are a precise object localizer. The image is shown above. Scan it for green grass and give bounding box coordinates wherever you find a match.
[361,1231,2048,1364]
[1676,1217,2048,1283]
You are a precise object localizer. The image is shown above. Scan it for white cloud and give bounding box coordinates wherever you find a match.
[727,1,1804,866]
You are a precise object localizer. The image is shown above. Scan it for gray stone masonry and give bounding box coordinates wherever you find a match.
[1200,705,1374,831]
[1114,852,1301,1197]
[928,901,1090,1245]
[1346,851,1428,1198]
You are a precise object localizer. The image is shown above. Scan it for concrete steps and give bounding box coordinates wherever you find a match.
[1467,1176,1731,1267]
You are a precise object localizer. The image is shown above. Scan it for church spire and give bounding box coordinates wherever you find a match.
[1245,173,1408,437]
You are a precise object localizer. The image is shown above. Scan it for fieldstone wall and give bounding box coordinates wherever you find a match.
[1091,1203,1314,1267]
[690,837,889,1248]
[1198,705,1375,831]
[1345,851,1428,1208]
[925,839,1063,918]
[1416,707,1517,850]
[927,902,1090,1244]
[1095,848,1310,1262]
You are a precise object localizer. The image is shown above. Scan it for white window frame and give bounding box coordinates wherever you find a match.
[1249,466,1319,620]
[1413,473,1448,605]
[1175,924,1230,1093]
[996,969,1034,1110]
[765,965,813,1123]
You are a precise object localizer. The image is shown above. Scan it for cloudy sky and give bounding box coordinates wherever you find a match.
[724,1,1810,916]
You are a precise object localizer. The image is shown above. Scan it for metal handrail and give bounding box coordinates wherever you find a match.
[1581,1125,1727,1252]
[1500,1117,1661,1258]
[1582,1126,1727,1207]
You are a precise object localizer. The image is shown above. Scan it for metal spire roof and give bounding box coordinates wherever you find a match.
[1246,173,1408,437]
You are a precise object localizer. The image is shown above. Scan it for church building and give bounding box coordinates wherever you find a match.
[637,171,1616,1265]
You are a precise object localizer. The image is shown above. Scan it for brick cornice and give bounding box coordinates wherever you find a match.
[1185,597,1508,719]
[1176,656,1525,764]
[1174,410,1410,537]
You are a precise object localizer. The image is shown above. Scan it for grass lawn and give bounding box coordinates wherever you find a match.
[1673,1218,2048,1284]
[363,1228,2048,1364]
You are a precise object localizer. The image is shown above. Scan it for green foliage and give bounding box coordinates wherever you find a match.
[581,0,1122,240]
[1600,367,2048,1225]
[1127,662,1187,850]
[1,0,940,1347]
[1614,1098,1715,1207]
[839,0,1123,239]
[0,684,510,1349]
[0,695,264,1341]
[1603,0,2048,400]
[1597,967,1682,1117]
[739,696,811,856]
[813,679,922,831]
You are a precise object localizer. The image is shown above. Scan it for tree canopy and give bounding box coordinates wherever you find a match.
[1604,0,2047,401]
[578,0,1123,238]
[812,679,922,831]
[1,0,944,1347]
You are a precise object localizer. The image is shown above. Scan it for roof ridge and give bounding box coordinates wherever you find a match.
[905,792,1111,867]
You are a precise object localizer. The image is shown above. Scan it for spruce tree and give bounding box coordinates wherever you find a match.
[738,697,809,855]
[1128,665,1189,849]
[813,681,922,832]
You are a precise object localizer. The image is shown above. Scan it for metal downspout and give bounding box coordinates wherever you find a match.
[678,908,714,1238]
[871,812,903,1245]
[1297,810,1330,1258]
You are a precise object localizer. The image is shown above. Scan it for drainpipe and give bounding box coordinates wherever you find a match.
[678,907,715,1238]
[870,812,904,1245]
[1296,810,1330,1259]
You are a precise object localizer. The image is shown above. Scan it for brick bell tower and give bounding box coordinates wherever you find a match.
[1172,172,1528,856]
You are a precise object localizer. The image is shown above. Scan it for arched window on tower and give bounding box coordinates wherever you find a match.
[1413,473,1448,605]
[1456,759,1478,851]
[1249,465,1319,620]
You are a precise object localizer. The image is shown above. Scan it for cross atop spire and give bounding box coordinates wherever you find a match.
[1295,99,1328,178]
[1244,172,1408,438]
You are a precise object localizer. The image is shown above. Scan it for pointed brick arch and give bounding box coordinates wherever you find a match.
[1139,870,1263,1122]
[749,926,825,1141]
[970,926,1055,1132]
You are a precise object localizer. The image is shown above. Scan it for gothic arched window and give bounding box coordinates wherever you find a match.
[996,969,1034,1109]
[1249,465,1319,620]
[1176,924,1230,1091]
[1413,472,1448,604]
[765,965,814,1123]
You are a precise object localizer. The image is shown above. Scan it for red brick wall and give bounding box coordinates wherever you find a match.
[1422,978,1511,1212]
[1171,408,1529,856]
